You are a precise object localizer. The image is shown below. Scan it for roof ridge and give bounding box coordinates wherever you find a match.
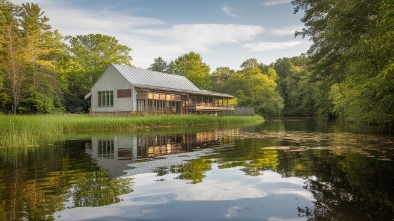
[111,64,202,92]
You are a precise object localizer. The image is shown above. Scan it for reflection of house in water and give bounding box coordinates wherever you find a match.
[86,129,239,178]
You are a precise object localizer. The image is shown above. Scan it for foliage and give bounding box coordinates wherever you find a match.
[0,1,65,114]
[61,34,132,112]
[210,67,235,93]
[222,58,283,117]
[292,0,394,125]
[148,56,168,72]
[168,51,211,90]
[274,56,333,117]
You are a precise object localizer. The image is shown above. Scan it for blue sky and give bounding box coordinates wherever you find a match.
[14,0,311,71]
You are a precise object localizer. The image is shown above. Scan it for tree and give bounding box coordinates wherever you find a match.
[0,0,26,114]
[223,58,283,116]
[274,56,331,117]
[168,52,211,90]
[292,0,394,125]
[0,1,65,114]
[62,34,132,112]
[210,67,234,93]
[148,56,168,72]
[18,3,65,113]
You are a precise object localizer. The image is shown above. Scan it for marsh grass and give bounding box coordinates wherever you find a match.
[0,114,263,147]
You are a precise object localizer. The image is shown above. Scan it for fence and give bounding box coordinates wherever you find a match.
[231,107,255,116]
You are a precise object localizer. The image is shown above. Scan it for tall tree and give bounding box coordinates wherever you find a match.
[148,57,168,72]
[62,34,132,112]
[18,3,64,113]
[168,52,211,90]
[0,0,26,114]
[293,0,394,125]
[0,1,64,114]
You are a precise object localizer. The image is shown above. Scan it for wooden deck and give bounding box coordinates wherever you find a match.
[185,103,234,111]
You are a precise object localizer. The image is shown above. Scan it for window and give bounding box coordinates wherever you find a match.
[98,91,114,107]
[117,89,131,98]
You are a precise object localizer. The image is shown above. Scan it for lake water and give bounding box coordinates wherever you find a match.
[1,118,394,220]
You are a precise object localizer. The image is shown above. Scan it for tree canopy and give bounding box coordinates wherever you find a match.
[61,34,132,113]
[148,57,168,72]
[0,0,64,114]
[292,0,394,125]
[168,52,211,90]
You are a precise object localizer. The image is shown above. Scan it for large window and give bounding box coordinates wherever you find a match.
[98,91,114,107]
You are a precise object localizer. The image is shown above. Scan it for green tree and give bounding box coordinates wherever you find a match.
[224,58,283,116]
[168,52,211,90]
[18,3,65,114]
[210,67,234,93]
[0,1,64,114]
[293,0,394,125]
[62,34,132,112]
[0,0,25,114]
[274,56,331,116]
[148,56,168,72]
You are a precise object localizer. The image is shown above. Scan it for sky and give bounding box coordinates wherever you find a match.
[13,0,311,71]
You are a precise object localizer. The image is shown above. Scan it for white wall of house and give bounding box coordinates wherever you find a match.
[90,65,136,113]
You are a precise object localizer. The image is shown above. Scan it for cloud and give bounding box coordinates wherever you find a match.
[47,7,164,37]
[242,41,303,51]
[268,25,303,36]
[129,24,264,68]
[263,0,292,6]
[222,5,238,17]
[135,24,264,50]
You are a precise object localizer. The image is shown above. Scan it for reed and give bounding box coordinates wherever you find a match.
[0,114,263,147]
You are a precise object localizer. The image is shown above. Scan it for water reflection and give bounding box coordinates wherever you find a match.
[1,119,394,221]
[87,128,240,177]
[0,140,133,221]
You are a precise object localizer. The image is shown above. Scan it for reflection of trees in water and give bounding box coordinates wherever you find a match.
[177,134,394,219]
[68,171,133,207]
[284,151,394,220]
[0,140,133,221]
[215,138,280,176]
[171,158,212,184]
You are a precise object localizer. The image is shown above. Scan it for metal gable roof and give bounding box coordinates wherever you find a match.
[112,64,201,92]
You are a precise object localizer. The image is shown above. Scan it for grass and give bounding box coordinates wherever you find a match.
[0,114,264,148]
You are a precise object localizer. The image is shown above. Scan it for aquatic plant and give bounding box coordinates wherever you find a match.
[0,114,263,147]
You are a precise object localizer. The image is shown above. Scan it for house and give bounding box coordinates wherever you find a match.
[85,64,234,115]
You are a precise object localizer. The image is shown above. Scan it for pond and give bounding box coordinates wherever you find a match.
[1,118,394,220]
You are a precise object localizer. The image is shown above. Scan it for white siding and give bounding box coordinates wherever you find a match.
[90,65,135,113]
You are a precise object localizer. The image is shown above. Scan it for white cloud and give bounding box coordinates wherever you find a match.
[222,5,238,17]
[47,7,164,37]
[130,24,264,68]
[135,24,264,50]
[263,0,292,6]
[268,25,303,36]
[242,41,303,51]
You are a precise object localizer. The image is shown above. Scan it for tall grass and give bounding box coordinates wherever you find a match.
[0,114,263,147]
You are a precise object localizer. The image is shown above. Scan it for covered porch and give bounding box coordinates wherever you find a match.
[135,87,234,115]
[184,92,234,114]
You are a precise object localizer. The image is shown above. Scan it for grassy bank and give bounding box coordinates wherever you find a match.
[0,114,263,148]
